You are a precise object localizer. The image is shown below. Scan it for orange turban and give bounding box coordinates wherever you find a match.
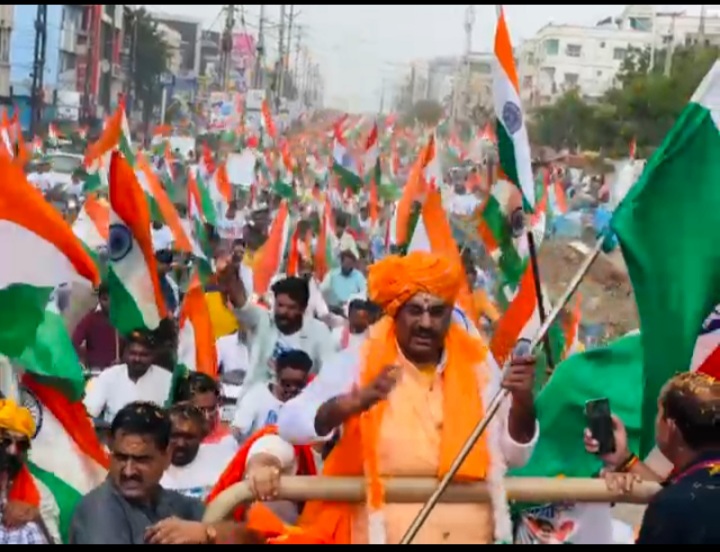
[368,251,463,316]
[0,398,35,439]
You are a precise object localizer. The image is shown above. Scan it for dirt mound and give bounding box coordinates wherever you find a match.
[538,239,638,338]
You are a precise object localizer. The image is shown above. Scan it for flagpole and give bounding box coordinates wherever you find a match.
[399,236,605,545]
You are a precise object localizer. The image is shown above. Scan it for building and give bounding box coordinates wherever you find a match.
[157,22,182,75]
[150,10,202,76]
[0,5,13,100]
[517,5,720,108]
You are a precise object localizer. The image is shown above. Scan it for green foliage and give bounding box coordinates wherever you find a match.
[132,8,170,122]
[528,45,720,156]
[407,99,444,126]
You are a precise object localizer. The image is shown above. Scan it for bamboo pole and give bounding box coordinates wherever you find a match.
[203,475,660,524]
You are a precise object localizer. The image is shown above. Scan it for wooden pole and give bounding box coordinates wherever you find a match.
[203,475,660,524]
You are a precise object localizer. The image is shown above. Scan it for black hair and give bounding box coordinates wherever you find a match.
[168,401,206,428]
[155,249,174,265]
[97,282,110,296]
[125,328,156,348]
[348,298,370,314]
[276,349,313,374]
[173,372,220,403]
[271,276,310,309]
[110,401,171,451]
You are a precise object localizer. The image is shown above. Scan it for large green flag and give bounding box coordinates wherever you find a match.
[611,61,720,456]
[510,333,644,481]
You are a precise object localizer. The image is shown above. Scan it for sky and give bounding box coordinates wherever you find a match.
[144,4,709,113]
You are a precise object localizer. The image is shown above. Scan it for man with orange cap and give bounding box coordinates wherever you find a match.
[217,250,539,544]
[0,398,59,544]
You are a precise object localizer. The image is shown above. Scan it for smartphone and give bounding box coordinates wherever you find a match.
[585,398,616,456]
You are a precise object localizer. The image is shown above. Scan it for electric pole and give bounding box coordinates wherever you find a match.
[293,26,302,97]
[662,12,682,77]
[82,8,94,124]
[284,5,296,100]
[462,5,475,125]
[276,4,286,111]
[699,5,707,47]
[254,5,266,88]
[220,5,236,92]
[30,4,47,136]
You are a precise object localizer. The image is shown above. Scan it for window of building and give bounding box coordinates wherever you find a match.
[613,47,626,61]
[522,75,533,88]
[564,73,579,86]
[544,39,559,55]
[596,70,602,77]
[566,44,582,57]
[600,41,606,48]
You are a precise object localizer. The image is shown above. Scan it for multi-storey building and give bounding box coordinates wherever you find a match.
[0,5,13,101]
[517,5,720,108]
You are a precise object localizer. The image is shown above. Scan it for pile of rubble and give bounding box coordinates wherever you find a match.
[538,238,639,338]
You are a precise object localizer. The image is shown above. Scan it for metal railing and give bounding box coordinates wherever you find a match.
[203,476,660,524]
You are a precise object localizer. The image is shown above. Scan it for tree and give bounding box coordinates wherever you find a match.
[131,8,170,128]
[409,99,444,126]
[527,44,720,156]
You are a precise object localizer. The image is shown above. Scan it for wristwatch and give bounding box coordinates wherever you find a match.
[205,524,218,544]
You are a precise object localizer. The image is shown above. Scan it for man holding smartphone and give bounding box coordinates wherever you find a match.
[584,372,720,544]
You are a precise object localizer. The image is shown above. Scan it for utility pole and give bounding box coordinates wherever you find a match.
[82,8,94,124]
[284,5,296,100]
[699,5,707,47]
[293,26,302,96]
[462,5,475,125]
[254,5,266,88]
[662,12,682,77]
[30,4,47,136]
[220,5,236,92]
[275,4,286,111]
[379,78,386,115]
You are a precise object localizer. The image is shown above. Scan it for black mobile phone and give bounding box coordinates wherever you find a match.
[585,398,616,456]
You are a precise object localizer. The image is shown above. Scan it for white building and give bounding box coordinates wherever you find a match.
[518,5,720,108]
[0,5,12,98]
[156,22,182,75]
[517,22,652,107]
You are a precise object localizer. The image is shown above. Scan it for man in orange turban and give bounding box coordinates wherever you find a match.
[0,398,59,543]
[209,251,540,544]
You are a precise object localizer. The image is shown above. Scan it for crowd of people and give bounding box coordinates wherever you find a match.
[0,133,718,545]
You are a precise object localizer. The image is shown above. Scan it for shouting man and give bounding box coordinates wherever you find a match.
[271,251,539,544]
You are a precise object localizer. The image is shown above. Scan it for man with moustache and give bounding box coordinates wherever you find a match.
[70,402,243,544]
[0,399,59,544]
[216,253,333,397]
[160,403,236,501]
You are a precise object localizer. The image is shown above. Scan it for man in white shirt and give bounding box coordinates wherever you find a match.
[26,157,53,193]
[217,200,247,240]
[330,297,378,353]
[231,349,313,443]
[215,260,334,394]
[216,331,250,375]
[151,221,174,252]
[160,403,236,500]
[84,331,173,422]
[268,265,330,323]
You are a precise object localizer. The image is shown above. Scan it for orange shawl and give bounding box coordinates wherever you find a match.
[248,317,490,544]
[205,425,317,522]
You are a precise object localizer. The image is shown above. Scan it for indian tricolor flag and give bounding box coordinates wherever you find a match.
[14,288,108,542]
[363,123,381,186]
[313,196,339,282]
[0,156,100,357]
[107,152,167,335]
[72,194,109,251]
[493,6,535,209]
[177,273,218,376]
[253,201,292,297]
[331,121,363,193]
[261,98,277,142]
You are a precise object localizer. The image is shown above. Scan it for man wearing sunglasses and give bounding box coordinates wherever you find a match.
[0,399,59,544]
